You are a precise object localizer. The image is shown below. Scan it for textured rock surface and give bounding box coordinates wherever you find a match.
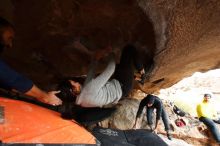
[1,0,220,92]
[137,0,220,93]
[0,0,155,89]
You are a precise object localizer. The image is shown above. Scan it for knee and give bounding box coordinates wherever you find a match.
[209,123,217,130]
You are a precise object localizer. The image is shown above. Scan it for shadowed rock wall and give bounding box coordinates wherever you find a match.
[0,0,220,92]
[138,0,220,93]
[0,0,156,89]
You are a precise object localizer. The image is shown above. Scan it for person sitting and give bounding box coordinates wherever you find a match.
[0,17,62,106]
[133,94,172,140]
[196,93,220,143]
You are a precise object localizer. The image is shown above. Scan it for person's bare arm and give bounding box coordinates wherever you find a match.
[25,85,62,106]
[153,119,159,132]
[84,47,113,85]
[133,117,141,129]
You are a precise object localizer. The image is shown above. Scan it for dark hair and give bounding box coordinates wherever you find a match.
[146,94,155,104]
[56,76,85,103]
[56,80,76,103]
[204,93,211,98]
[0,17,13,31]
[56,77,85,120]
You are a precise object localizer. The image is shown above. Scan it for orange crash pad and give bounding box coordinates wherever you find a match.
[0,97,96,144]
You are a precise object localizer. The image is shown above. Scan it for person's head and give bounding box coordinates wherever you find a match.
[146,94,155,107]
[0,17,14,53]
[203,93,212,102]
[56,77,84,103]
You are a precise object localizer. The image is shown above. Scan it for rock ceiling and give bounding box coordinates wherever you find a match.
[1,0,220,93]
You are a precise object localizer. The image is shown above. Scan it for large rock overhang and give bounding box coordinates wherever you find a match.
[1,0,220,92]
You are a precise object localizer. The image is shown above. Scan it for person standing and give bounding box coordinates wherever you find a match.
[133,94,172,140]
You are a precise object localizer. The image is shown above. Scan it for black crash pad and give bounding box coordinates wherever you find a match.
[92,127,168,146]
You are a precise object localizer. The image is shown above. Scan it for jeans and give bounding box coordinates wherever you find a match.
[147,107,170,131]
[113,45,142,97]
[199,117,220,142]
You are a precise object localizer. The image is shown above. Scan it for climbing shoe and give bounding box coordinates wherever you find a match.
[137,68,146,85]
[167,132,172,140]
[138,62,155,85]
[138,73,147,85]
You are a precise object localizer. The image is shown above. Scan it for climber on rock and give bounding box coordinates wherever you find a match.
[57,41,148,108]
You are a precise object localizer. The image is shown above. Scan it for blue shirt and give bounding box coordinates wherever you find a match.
[0,59,33,93]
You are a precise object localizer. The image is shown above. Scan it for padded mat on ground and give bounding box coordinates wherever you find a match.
[0,97,96,145]
[92,127,168,146]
